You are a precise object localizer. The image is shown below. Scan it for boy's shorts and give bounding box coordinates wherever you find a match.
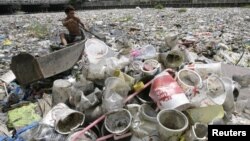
[64,33,83,44]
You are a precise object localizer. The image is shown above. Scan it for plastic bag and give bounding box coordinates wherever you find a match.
[132,45,157,60]
[86,56,130,81]
[102,77,130,112]
[84,38,109,64]
[19,123,67,141]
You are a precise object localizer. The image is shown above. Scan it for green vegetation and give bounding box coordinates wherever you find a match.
[177,8,187,13]
[154,3,164,9]
[69,0,83,8]
[116,15,133,22]
[28,22,49,39]
[241,4,250,8]
[69,0,77,5]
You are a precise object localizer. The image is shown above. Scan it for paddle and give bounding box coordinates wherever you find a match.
[80,26,106,42]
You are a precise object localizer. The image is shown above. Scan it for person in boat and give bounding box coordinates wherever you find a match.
[60,5,87,46]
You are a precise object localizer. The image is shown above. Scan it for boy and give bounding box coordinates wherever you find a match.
[60,5,87,46]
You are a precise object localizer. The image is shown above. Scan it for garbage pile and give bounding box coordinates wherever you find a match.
[1,8,250,141]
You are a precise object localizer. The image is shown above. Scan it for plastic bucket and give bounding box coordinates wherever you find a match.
[104,109,132,135]
[84,38,108,64]
[157,109,188,141]
[149,70,190,111]
[42,103,85,135]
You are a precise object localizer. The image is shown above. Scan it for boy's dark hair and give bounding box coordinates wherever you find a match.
[65,5,75,14]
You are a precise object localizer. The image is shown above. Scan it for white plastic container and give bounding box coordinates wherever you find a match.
[42,103,85,135]
[52,79,72,106]
[157,109,189,141]
[185,63,222,80]
[177,69,202,99]
[206,75,227,105]
[141,59,160,76]
[149,70,190,111]
[104,109,132,135]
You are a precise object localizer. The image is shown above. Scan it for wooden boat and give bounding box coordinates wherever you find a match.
[10,38,86,85]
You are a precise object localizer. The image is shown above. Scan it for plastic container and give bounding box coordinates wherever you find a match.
[186,63,222,80]
[104,109,132,135]
[157,109,188,141]
[206,75,227,105]
[84,38,109,64]
[149,70,190,111]
[42,103,85,135]
[184,122,207,141]
[177,69,202,99]
[52,79,72,106]
[141,59,160,76]
[102,77,130,112]
[160,50,184,69]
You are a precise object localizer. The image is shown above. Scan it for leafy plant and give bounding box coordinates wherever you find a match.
[154,3,164,9]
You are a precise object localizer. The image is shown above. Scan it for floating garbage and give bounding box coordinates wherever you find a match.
[66,128,98,141]
[132,45,157,60]
[0,70,16,84]
[185,62,222,80]
[184,122,208,141]
[7,103,41,129]
[141,59,160,76]
[19,123,67,141]
[104,109,132,135]
[84,38,109,64]
[164,32,178,50]
[159,50,184,69]
[0,7,250,141]
[102,77,130,112]
[42,103,85,135]
[177,69,202,99]
[206,75,227,105]
[3,39,12,46]
[149,70,190,110]
[185,105,224,124]
[157,109,189,141]
[0,83,8,101]
[220,77,236,115]
[52,79,72,106]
